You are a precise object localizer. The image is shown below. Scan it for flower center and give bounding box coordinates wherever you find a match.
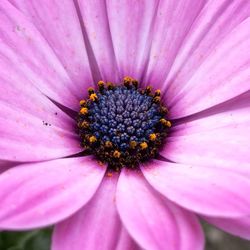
[77,77,171,171]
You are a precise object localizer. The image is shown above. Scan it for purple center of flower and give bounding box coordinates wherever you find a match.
[77,77,171,171]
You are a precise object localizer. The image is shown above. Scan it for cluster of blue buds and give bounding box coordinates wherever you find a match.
[77,77,171,171]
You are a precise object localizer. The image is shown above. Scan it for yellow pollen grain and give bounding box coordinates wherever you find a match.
[79,99,86,106]
[105,141,112,148]
[123,76,134,88]
[88,87,95,94]
[107,82,114,89]
[153,96,161,103]
[80,107,88,115]
[113,150,121,158]
[130,140,137,149]
[98,80,105,88]
[155,89,161,96]
[90,93,98,101]
[123,76,133,83]
[149,133,157,141]
[89,135,97,143]
[160,118,171,127]
[140,142,148,150]
[166,120,172,127]
[146,86,152,94]
[81,121,89,128]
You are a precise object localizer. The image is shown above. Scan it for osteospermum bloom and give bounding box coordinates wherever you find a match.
[1,0,250,249]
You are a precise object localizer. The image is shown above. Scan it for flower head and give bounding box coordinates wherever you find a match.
[0,1,250,250]
[77,77,170,170]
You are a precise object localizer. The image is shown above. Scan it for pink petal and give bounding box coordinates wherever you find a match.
[0,11,82,162]
[52,174,138,250]
[162,106,250,175]
[0,156,105,229]
[0,63,81,161]
[0,1,89,110]
[8,0,94,96]
[106,0,158,80]
[142,160,250,217]
[0,101,81,162]
[75,0,120,82]
[116,169,204,250]
[165,1,250,118]
[142,0,205,89]
[203,215,250,240]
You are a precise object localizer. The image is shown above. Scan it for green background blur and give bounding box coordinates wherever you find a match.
[1,223,250,250]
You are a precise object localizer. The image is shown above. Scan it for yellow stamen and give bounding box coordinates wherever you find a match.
[166,120,172,127]
[89,135,97,143]
[145,86,152,94]
[107,82,114,90]
[155,89,161,96]
[160,118,171,127]
[140,142,148,150]
[81,121,89,128]
[149,133,157,141]
[98,80,105,89]
[105,141,113,148]
[80,107,88,115]
[88,87,95,95]
[90,93,98,102]
[129,140,137,149]
[79,99,86,106]
[153,96,161,103]
[123,76,133,84]
[113,150,121,158]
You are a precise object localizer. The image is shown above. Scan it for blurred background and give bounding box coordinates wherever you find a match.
[0,223,250,250]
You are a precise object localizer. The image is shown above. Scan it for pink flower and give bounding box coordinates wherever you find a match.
[0,1,250,249]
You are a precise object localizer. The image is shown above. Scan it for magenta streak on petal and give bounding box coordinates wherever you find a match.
[116,169,204,250]
[0,156,106,229]
[0,160,20,174]
[142,160,250,218]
